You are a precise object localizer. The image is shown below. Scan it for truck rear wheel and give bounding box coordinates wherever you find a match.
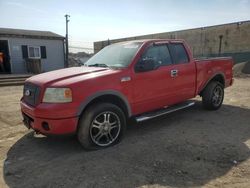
[77,103,126,150]
[202,81,224,110]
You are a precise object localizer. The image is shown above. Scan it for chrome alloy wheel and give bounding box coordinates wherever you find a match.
[212,86,223,106]
[90,111,121,147]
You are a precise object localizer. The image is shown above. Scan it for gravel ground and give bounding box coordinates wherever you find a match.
[0,78,250,188]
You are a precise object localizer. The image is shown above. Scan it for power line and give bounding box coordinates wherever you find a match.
[69,40,93,43]
[69,46,93,50]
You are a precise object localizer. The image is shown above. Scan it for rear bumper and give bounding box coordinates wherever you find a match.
[230,78,234,86]
[225,77,234,88]
[20,100,78,135]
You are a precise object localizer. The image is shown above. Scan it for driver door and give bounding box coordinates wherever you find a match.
[132,44,175,115]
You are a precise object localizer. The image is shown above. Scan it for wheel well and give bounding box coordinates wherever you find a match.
[200,74,225,96]
[210,74,225,87]
[81,94,129,118]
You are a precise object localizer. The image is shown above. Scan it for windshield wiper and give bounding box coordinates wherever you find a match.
[87,63,109,68]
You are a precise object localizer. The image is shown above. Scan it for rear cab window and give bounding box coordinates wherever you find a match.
[168,43,189,64]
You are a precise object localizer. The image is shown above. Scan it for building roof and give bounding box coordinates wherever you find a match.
[0,28,64,40]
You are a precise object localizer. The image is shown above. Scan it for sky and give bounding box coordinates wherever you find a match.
[0,0,250,53]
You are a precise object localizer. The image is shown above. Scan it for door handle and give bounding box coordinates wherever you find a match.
[171,69,178,77]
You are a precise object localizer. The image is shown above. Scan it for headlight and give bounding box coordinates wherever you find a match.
[43,88,72,103]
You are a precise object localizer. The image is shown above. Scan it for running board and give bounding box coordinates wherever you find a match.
[135,101,195,122]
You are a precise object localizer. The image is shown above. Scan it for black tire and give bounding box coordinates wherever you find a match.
[202,81,224,110]
[77,103,126,150]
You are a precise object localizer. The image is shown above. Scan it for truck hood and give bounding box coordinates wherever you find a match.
[26,67,112,86]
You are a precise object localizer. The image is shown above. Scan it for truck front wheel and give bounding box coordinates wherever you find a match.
[77,103,126,150]
[202,81,224,110]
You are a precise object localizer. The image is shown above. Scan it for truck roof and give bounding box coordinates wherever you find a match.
[115,39,185,45]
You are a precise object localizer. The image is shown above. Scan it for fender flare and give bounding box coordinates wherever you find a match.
[77,90,132,117]
[198,72,225,95]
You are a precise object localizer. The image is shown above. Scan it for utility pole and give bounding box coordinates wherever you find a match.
[65,14,70,67]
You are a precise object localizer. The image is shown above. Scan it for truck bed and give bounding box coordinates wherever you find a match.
[195,57,233,95]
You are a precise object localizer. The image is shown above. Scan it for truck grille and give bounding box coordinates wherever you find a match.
[23,83,41,106]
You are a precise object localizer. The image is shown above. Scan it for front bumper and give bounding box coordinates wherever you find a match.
[20,100,78,135]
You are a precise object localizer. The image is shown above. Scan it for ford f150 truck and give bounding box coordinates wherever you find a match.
[21,39,233,149]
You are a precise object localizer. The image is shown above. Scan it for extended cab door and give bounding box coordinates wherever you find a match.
[167,42,196,103]
[132,44,176,115]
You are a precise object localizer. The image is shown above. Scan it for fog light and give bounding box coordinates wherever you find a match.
[42,122,50,131]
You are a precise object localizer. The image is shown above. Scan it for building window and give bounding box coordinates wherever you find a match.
[28,46,41,59]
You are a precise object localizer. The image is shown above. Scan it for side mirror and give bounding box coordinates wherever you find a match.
[135,58,159,72]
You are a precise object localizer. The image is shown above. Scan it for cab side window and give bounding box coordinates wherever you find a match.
[168,43,189,64]
[141,45,172,66]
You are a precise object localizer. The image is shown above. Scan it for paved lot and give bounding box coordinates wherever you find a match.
[0,78,250,188]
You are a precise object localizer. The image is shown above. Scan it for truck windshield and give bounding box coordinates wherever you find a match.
[85,42,142,68]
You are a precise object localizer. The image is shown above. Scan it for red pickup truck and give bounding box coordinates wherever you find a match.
[21,39,233,149]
